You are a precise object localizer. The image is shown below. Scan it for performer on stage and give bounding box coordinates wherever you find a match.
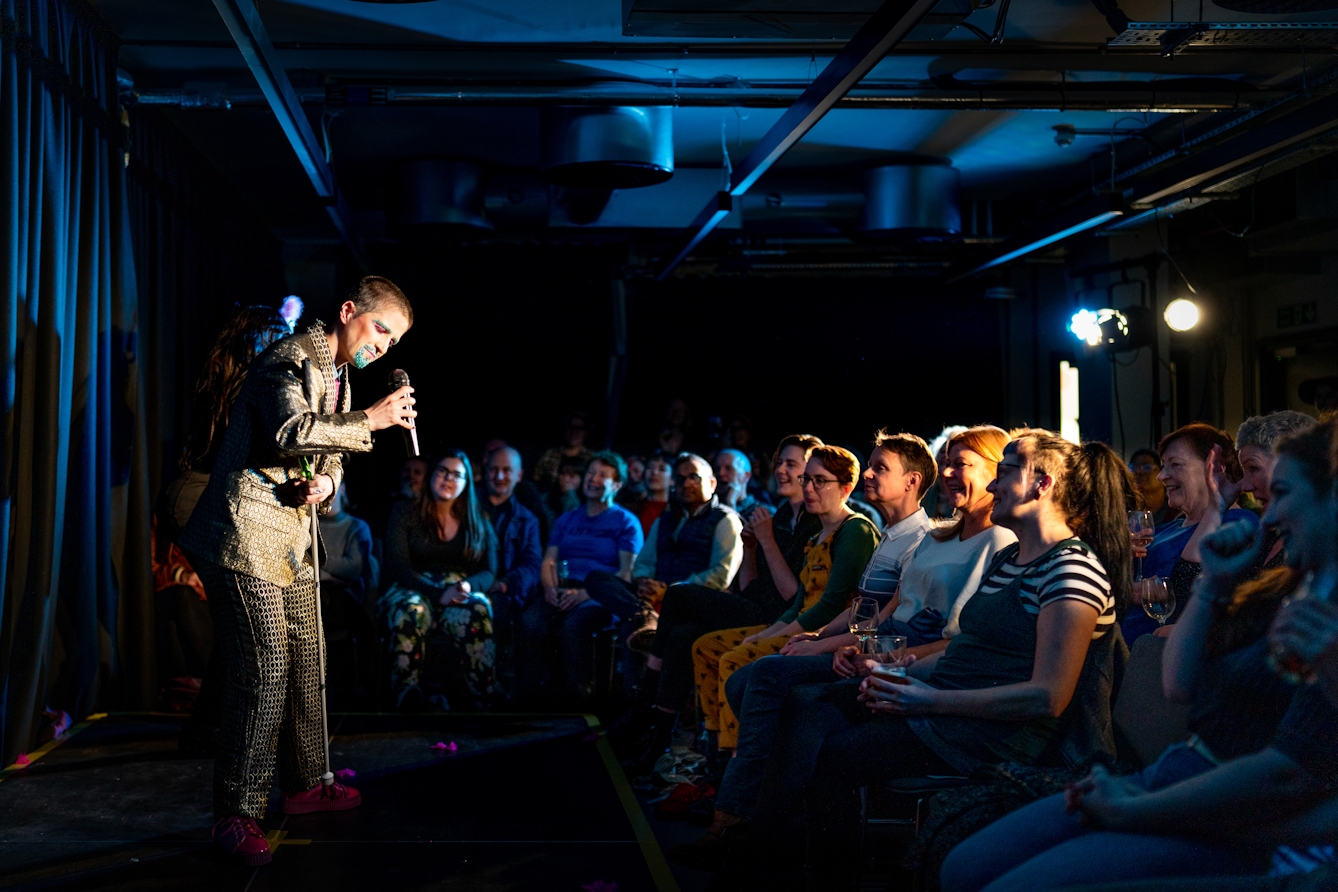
[180,276,416,866]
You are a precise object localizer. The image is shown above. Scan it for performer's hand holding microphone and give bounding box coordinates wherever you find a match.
[366,370,417,444]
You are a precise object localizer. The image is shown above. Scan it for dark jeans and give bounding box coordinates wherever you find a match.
[651,582,777,712]
[715,653,840,818]
[719,678,953,889]
[939,743,1267,892]
[583,570,644,619]
[516,598,612,706]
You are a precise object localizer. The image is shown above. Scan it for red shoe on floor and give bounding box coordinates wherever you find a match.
[212,816,271,866]
[281,779,361,814]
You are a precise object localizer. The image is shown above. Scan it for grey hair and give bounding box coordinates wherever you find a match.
[1236,410,1318,453]
[716,448,751,473]
[928,425,969,461]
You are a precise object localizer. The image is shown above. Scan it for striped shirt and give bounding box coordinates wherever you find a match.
[975,543,1114,639]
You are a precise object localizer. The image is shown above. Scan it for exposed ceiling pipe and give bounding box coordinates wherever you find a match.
[131,81,1281,113]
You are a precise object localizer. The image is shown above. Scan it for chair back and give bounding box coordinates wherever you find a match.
[1111,634,1191,769]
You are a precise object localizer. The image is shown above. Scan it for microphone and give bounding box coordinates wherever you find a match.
[388,368,419,457]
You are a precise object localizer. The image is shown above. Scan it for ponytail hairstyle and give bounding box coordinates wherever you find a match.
[417,448,494,562]
[1012,432,1136,618]
[931,425,1011,542]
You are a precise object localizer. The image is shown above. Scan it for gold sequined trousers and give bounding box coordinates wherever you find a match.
[197,561,326,819]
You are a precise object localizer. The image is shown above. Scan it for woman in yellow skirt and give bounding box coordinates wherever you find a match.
[693,445,879,749]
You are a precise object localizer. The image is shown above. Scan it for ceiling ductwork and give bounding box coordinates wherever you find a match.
[540,106,673,189]
[860,161,962,241]
[387,159,492,232]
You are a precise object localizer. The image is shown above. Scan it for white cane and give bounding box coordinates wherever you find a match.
[303,359,335,789]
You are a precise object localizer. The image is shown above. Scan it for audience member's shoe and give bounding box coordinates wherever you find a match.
[685,796,716,827]
[281,780,361,814]
[211,816,271,867]
[666,815,751,870]
[625,609,658,651]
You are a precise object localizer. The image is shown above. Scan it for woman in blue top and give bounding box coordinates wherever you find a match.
[1124,423,1258,642]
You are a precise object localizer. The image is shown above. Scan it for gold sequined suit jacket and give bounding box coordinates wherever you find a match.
[180,323,374,588]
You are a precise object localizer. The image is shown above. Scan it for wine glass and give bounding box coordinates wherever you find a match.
[1128,510,1155,581]
[848,597,879,649]
[868,635,909,679]
[1139,577,1176,627]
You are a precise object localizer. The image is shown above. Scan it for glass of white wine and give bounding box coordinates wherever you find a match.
[848,597,880,651]
[868,635,909,681]
[1140,577,1176,627]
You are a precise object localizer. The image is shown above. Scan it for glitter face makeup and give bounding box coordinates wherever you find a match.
[352,345,374,369]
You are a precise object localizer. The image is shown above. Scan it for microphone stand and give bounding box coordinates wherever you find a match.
[302,360,336,791]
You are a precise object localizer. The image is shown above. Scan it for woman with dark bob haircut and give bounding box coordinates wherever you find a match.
[381,448,498,711]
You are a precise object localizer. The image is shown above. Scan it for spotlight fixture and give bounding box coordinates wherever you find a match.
[1069,307,1130,347]
[1164,298,1200,332]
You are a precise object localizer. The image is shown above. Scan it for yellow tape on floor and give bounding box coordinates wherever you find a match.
[0,712,107,785]
[584,714,682,892]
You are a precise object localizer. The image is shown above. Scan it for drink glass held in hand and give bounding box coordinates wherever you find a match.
[1140,577,1176,627]
[1269,568,1336,684]
[1128,510,1155,580]
[868,635,908,681]
[848,597,879,650]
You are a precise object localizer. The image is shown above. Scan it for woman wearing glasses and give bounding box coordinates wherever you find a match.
[691,445,880,752]
[381,449,499,712]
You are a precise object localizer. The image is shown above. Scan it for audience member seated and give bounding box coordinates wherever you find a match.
[715,448,773,523]
[398,456,428,500]
[717,430,1131,890]
[940,420,1338,892]
[725,415,773,505]
[1123,424,1258,643]
[1128,447,1175,527]
[516,451,644,706]
[611,435,824,767]
[671,427,1015,868]
[690,445,880,758]
[532,411,594,490]
[481,446,543,698]
[926,425,969,518]
[658,396,692,455]
[540,454,586,530]
[317,484,380,706]
[616,453,648,512]
[381,450,499,712]
[586,453,742,641]
[1235,411,1318,570]
[632,451,673,537]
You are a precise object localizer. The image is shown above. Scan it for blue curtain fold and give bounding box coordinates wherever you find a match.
[0,0,152,764]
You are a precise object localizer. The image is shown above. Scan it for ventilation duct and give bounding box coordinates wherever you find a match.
[387,159,491,232]
[541,107,673,189]
[860,162,962,241]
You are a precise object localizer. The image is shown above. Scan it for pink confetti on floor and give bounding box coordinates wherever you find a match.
[334,769,356,781]
[581,881,618,892]
[14,753,30,767]
[429,741,459,752]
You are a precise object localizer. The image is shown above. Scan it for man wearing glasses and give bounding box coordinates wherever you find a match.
[587,453,744,643]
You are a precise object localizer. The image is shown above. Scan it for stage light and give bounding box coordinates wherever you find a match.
[1164,298,1200,332]
[1069,309,1102,346]
[1069,307,1131,348]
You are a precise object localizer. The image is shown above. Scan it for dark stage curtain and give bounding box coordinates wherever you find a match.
[127,108,287,492]
[0,0,153,764]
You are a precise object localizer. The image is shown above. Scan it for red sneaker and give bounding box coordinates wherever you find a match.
[212,816,271,866]
[281,779,361,814]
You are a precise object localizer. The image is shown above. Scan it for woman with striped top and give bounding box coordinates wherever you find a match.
[715,430,1133,889]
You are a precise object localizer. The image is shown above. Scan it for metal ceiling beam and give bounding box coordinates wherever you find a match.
[134,81,1280,113]
[210,0,363,266]
[952,87,1338,277]
[655,0,943,281]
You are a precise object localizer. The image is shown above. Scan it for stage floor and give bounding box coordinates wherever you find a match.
[0,712,689,891]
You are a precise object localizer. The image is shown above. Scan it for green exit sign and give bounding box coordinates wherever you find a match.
[1277,301,1318,329]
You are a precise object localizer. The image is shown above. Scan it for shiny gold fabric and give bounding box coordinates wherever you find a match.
[180,323,374,587]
